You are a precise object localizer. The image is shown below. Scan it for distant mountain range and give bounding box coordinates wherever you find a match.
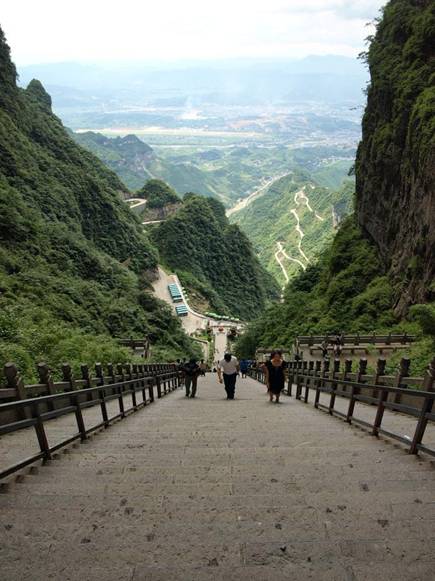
[18,55,368,126]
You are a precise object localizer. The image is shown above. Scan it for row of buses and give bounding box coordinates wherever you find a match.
[167,283,188,317]
[167,283,241,323]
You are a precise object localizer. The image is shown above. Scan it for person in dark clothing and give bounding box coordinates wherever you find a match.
[183,359,200,398]
[262,350,287,403]
[240,359,249,378]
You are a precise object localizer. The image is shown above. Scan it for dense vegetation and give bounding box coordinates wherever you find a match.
[231,167,354,285]
[235,217,435,373]
[235,0,435,374]
[356,0,435,310]
[0,27,200,381]
[72,132,154,191]
[151,194,280,320]
[137,179,180,208]
[236,218,394,350]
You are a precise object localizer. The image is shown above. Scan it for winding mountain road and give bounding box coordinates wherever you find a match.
[273,186,328,284]
[226,173,290,217]
[126,198,147,215]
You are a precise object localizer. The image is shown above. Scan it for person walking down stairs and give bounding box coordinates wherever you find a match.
[183,359,201,398]
[262,350,287,404]
[217,353,240,400]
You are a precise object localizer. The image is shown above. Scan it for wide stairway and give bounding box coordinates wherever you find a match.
[2,375,435,580]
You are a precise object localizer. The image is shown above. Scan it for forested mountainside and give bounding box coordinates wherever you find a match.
[72,132,155,190]
[136,179,180,208]
[236,0,435,372]
[150,195,280,320]
[231,168,353,285]
[73,131,219,197]
[0,27,200,379]
[356,0,434,313]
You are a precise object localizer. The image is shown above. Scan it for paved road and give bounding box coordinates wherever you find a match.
[226,173,289,217]
[151,267,241,362]
[2,376,435,580]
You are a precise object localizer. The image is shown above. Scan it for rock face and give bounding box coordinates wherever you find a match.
[355,0,435,313]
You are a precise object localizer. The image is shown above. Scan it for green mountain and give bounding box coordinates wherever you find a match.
[231,166,353,286]
[71,132,155,191]
[0,27,200,380]
[356,0,435,314]
[150,195,280,320]
[236,0,435,373]
[136,179,180,209]
[72,131,219,196]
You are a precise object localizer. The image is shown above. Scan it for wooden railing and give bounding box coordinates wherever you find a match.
[0,362,182,480]
[249,356,435,457]
[0,362,172,404]
[296,333,415,346]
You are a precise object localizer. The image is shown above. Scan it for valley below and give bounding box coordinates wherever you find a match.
[31,56,361,290]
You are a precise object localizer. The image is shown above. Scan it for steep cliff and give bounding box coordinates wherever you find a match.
[356,0,435,312]
[235,0,435,369]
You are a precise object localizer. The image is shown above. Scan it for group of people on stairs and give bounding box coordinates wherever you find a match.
[177,350,287,402]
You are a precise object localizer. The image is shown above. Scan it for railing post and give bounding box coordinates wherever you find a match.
[107,363,116,384]
[61,363,76,391]
[113,363,125,418]
[80,364,92,389]
[95,363,109,427]
[312,360,321,402]
[296,361,305,400]
[155,372,162,398]
[80,364,94,406]
[4,363,30,419]
[304,361,314,403]
[346,359,367,423]
[394,358,410,403]
[315,359,329,408]
[148,377,155,403]
[328,359,340,414]
[37,363,55,395]
[409,359,435,454]
[116,364,126,417]
[372,387,389,437]
[126,363,137,409]
[372,358,386,399]
[37,362,56,411]
[95,363,105,386]
[32,401,51,460]
[344,359,354,422]
[71,393,87,441]
[286,362,294,396]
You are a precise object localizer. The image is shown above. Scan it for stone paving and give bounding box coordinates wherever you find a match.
[1,375,435,580]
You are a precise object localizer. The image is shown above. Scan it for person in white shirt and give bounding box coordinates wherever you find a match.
[217,353,240,400]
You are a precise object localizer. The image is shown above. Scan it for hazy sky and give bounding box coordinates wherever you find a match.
[2,0,386,65]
